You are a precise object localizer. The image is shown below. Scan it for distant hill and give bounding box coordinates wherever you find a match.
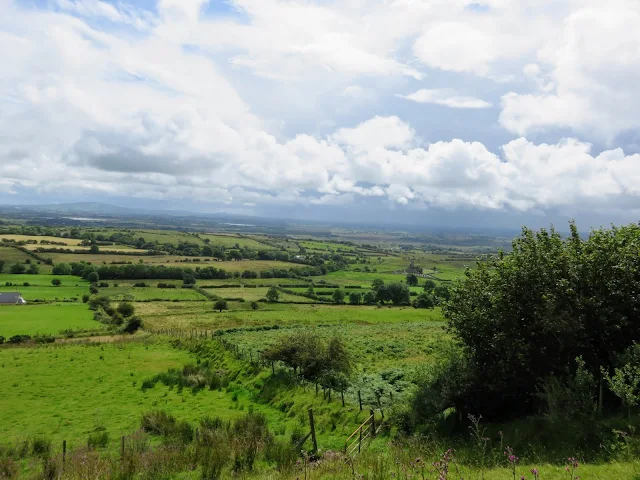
[16,202,135,215]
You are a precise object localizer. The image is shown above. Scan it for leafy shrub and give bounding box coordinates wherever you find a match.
[33,335,55,344]
[122,316,143,334]
[214,300,228,312]
[540,357,597,422]
[141,411,193,444]
[198,430,230,479]
[117,302,135,318]
[8,335,31,344]
[262,333,351,385]
[31,436,51,457]
[87,430,110,449]
[142,363,223,394]
[443,223,640,420]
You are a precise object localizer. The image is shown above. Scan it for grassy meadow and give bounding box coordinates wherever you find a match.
[137,301,444,331]
[0,339,369,450]
[5,224,636,479]
[0,304,99,337]
[0,286,88,302]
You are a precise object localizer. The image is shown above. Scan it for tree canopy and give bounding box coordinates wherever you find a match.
[262,333,351,387]
[438,223,640,420]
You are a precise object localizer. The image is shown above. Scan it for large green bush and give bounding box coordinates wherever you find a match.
[426,223,640,420]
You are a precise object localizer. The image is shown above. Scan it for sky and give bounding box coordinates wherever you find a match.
[2,0,640,229]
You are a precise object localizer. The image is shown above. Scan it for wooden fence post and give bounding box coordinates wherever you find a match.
[341,390,345,407]
[358,426,362,453]
[358,390,362,411]
[308,409,318,453]
[62,440,66,467]
[370,409,376,437]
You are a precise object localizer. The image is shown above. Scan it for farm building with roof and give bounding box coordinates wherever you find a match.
[0,292,26,305]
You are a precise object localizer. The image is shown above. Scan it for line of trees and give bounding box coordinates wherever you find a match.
[51,262,328,281]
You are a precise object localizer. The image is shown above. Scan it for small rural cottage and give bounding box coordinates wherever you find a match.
[0,292,26,305]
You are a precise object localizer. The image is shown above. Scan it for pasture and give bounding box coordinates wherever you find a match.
[43,253,303,272]
[23,244,147,253]
[0,246,54,274]
[0,273,86,286]
[137,301,444,331]
[225,321,448,370]
[199,233,275,250]
[202,287,316,303]
[0,234,83,246]
[0,303,99,337]
[101,286,206,302]
[0,340,364,449]
[0,285,88,302]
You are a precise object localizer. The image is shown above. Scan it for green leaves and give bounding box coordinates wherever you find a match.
[443,222,640,419]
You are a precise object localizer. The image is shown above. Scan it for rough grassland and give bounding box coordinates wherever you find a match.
[0,303,99,337]
[225,321,447,370]
[137,301,444,331]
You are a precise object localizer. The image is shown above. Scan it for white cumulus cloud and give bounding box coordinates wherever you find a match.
[400,89,491,109]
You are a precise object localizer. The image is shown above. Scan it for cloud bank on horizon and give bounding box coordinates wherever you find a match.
[1,0,640,226]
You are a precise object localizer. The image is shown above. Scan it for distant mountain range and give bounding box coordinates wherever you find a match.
[0,201,524,240]
[0,202,243,218]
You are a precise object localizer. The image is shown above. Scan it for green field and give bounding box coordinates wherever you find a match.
[44,253,302,272]
[0,234,83,245]
[101,286,206,302]
[138,301,443,331]
[0,246,54,274]
[202,287,317,303]
[24,243,147,253]
[0,303,100,337]
[0,273,87,286]
[225,321,447,370]
[199,233,275,250]
[0,340,365,449]
[197,278,311,287]
[0,285,88,302]
[0,342,205,444]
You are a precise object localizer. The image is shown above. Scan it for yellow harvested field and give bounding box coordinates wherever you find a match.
[23,244,145,253]
[0,234,83,246]
[44,253,303,272]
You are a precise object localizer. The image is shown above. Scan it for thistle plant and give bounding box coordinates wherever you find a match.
[504,446,519,480]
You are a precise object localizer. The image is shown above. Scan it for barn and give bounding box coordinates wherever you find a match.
[0,292,27,305]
